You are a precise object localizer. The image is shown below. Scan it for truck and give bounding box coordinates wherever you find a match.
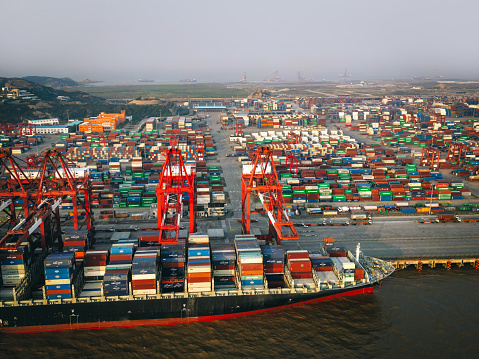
[437,214,461,223]
[350,219,372,225]
[326,219,350,226]
[350,213,371,220]
[461,217,479,222]
[418,217,439,224]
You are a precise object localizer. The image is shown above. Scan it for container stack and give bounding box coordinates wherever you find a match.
[310,254,338,285]
[79,282,103,297]
[160,244,186,293]
[131,247,159,295]
[109,243,135,264]
[139,230,160,247]
[187,240,212,293]
[62,230,90,260]
[211,246,236,291]
[83,249,109,281]
[286,250,315,289]
[331,257,356,283]
[103,267,130,297]
[0,243,29,291]
[261,245,285,288]
[44,252,76,299]
[234,235,264,290]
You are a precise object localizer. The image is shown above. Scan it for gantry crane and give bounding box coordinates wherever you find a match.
[447,142,468,164]
[420,147,441,170]
[0,124,37,136]
[241,146,299,244]
[0,149,93,250]
[287,132,303,145]
[285,154,299,173]
[156,148,196,243]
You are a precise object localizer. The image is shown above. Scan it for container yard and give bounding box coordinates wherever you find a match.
[1,92,479,332]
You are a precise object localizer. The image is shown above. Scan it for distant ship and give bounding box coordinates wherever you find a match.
[180,78,197,83]
[138,79,154,83]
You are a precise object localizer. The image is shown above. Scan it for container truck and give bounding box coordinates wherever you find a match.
[437,214,461,223]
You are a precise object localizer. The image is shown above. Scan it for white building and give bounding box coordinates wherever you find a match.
[35,126,69,134]
[28,118,60,126]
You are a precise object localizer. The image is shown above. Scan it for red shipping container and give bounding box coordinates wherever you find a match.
[46,289,71,295]
[212,264,235,270]
[110,254,133,261]
[328,251,347,257]
[162,261,185,268]
[286,251,309,259]
[239,263,263,271]
[131,279,157,286]
[315,266,333,271]
[187,276,211,283]
[291,272,313,279]
[288,260,312,272]
[354,269,365,280]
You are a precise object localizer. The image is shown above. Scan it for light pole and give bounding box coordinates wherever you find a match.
[429,180,435,215]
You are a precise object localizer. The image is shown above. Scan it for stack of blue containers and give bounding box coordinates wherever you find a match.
[261,245,285,288]
[131,248,159,295]
[103,267,130,297]
[211,246,236,291]
[160,244,185,293]
[44,252,75,299]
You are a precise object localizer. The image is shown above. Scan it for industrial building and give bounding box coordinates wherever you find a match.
[34,125,69,134]
[28,118,60,126]
[78,111,126,133]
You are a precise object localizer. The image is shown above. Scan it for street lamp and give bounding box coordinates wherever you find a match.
[429,180,435,215]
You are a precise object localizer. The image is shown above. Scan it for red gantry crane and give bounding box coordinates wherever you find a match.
[287,132,303,145]
[156,148,196,243]
[447,142,468,164]
[285,154,299,173]
[235,123,243,137]
[420,147,441,170]
[241,146,299,244]
[0,149,94,251]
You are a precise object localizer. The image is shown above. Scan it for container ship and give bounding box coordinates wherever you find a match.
[0,233,394,333]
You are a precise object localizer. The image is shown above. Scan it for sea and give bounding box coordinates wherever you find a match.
[0,268,478,359]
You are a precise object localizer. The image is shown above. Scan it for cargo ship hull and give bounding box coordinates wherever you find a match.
[0,282,375,333]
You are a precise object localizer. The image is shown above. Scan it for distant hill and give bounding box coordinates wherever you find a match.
[0,77,104,103]
[22,76,79,88]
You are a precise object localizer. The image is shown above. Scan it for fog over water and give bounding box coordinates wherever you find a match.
[2,0,479,83]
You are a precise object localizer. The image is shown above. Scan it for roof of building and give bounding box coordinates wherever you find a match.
[65,120,82,127]
[30,118,59,122]
[35,125,68,129]
[193,105,226,109]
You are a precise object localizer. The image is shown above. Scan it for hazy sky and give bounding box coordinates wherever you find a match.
[2,0,478,83]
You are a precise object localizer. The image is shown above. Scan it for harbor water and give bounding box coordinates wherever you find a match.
[0,268,478,358]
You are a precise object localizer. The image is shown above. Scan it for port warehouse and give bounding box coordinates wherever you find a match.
[1,93,479,305]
